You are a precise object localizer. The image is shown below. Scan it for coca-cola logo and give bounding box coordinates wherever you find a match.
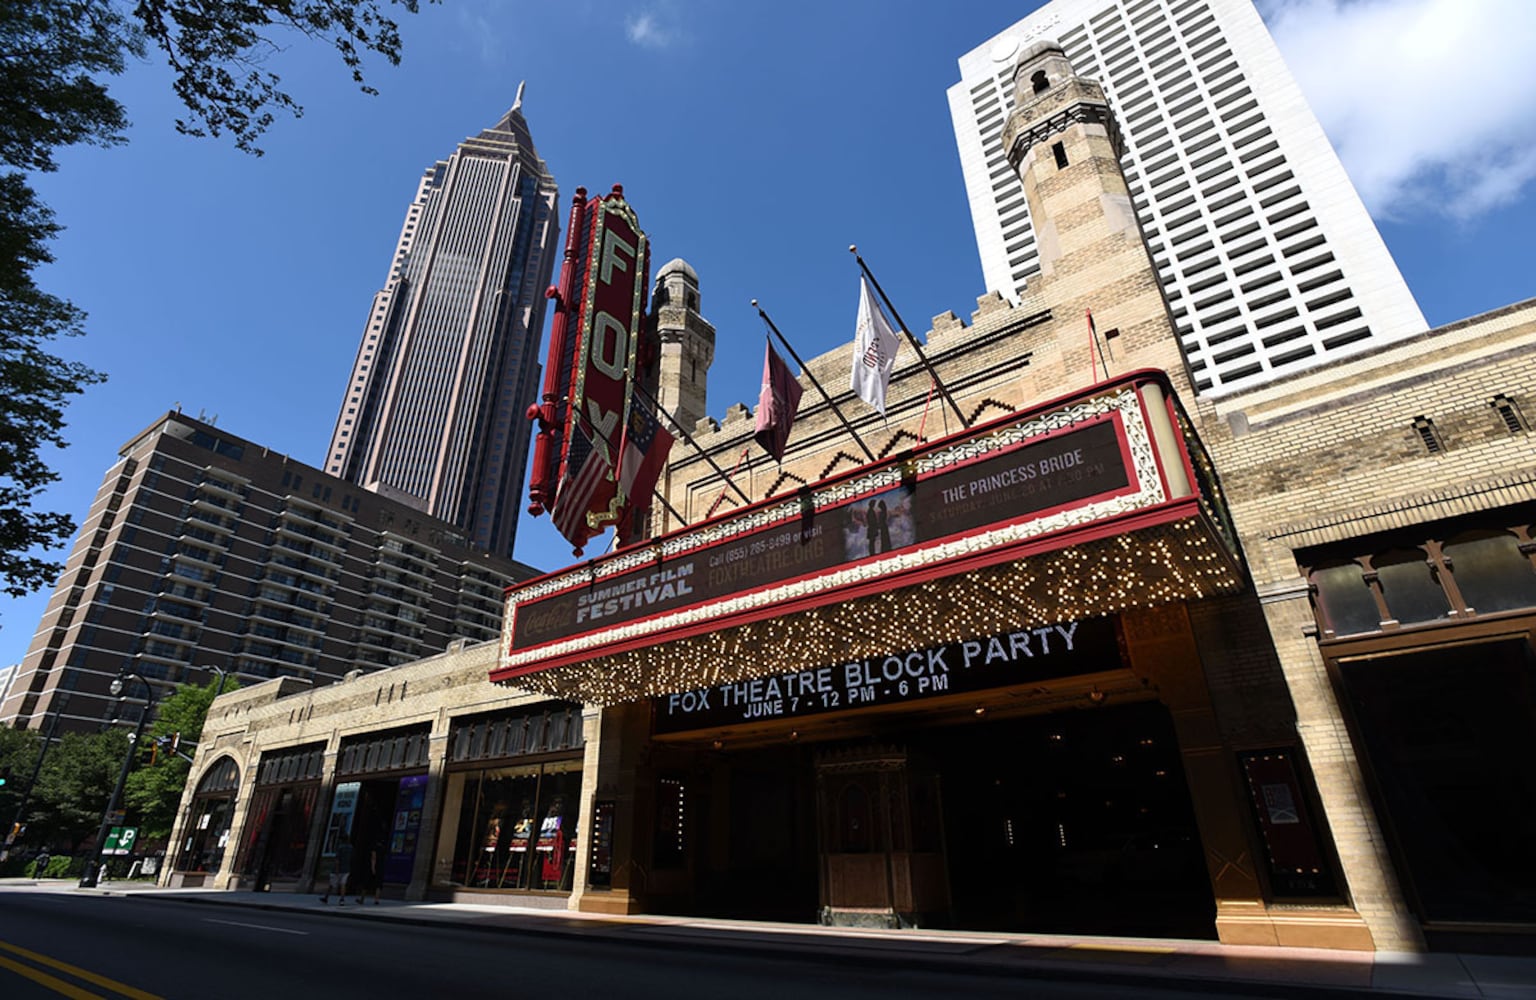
[513,600,567,642]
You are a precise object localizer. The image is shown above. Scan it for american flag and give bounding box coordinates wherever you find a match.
[551,421,615,549]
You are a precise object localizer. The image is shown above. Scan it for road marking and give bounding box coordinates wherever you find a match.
[0,941,163,1000]
[0,955,101,1000]
[204,917,308,936]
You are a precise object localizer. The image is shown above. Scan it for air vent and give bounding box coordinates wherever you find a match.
[1491,394,1529,434]
[1412,416,1443,454]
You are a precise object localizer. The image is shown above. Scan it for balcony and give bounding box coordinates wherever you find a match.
[275,520,348,554]
[375,555,434,585]
[190,495,235,514]
[251,609,326,638]
[197,477,245,502]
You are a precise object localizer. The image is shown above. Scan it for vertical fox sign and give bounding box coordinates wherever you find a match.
[528,185,652,555]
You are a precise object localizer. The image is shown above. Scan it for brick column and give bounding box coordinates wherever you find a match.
[571,703,650,914]
[405,718,452,901]
[1259,581,1422,951]
[211,739,258,890]
[292,737,342,895]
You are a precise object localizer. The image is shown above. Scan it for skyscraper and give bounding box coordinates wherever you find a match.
[326,88,560,557]
[948,0,1427,394]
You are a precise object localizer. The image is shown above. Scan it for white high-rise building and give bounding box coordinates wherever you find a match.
[949,0,1427,394]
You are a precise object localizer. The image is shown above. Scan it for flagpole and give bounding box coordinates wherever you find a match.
[707,447,751,519]
[850,246,968,428]
[619,481,687,542]
[628,378,754,507]
[753,300,877,464]
[1085,307,1110,382]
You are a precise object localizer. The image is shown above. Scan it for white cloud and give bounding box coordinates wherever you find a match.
[456,6,502,65]
[626,8,684,49]
[1263,0,1536,220]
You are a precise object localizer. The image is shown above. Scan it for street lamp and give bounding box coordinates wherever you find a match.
[200,664,231,699]
[79,670,158,889]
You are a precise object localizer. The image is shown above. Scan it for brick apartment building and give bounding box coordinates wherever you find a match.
[1,412,532,735]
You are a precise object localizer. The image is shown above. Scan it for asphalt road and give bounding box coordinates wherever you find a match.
[0,889,1289,1000]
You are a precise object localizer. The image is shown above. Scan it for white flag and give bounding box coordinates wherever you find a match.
[851,276,900,413]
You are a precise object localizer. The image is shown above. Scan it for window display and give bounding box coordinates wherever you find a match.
[445,759,582,892]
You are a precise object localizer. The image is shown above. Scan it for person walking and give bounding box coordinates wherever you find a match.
[319,839,353,905]
[357,836,383,904]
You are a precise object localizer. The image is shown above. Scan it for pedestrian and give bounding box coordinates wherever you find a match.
[319,839,353,905]
[357,836,383,905]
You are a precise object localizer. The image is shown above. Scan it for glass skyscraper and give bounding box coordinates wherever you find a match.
[326,91,559,557]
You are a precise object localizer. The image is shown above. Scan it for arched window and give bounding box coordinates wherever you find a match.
[1031,70,1050,94]
[197,757,241,794]
[1311,559,1380,637]
[1374,547,1450,625]
[176,757,241,873]
[1444,530,1536,614]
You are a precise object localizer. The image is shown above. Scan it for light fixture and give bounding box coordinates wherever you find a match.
[1088,687,1106,704]
[973,707,987,717]
[109,676,124,698]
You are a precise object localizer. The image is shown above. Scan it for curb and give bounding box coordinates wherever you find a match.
[118,891,1428,999]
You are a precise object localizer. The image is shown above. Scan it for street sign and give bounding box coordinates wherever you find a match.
[103,826,138,855]
[106,810,126,826]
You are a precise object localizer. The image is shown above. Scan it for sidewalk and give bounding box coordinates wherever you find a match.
[13,878,1534,998]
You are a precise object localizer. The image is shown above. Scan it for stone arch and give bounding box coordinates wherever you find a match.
[195,754,241,794]
[175,754,242,875]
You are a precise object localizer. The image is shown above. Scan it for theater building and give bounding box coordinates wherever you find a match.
[174,43,1535,954]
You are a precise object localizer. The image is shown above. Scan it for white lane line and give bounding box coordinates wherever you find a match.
[204,917,308,936]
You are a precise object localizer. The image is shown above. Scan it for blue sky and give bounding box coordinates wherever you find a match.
[3,0,1534,665]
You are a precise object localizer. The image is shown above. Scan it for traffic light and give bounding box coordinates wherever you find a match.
[0,765,11,787]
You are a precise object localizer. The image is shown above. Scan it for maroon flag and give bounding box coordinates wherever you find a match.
[754,341,803,461]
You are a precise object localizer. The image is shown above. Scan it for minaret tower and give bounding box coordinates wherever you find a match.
[1001,41,1193,394]
[651,258,716,433]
